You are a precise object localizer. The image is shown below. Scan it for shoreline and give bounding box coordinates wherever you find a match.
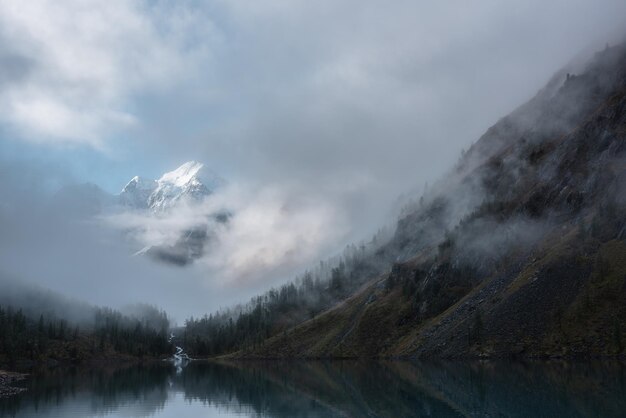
[0,370,28,398]
[213,352,626,361]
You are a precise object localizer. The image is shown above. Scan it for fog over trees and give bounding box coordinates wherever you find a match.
[0,281,173,362]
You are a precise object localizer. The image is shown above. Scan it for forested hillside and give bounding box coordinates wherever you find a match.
[182,227,393,356]
[186,42,626,359]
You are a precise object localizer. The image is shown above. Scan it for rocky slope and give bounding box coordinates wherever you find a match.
[235,43,626,359]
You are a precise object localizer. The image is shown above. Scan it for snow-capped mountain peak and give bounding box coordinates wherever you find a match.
[120,161,225,211]
[158,161,205,187]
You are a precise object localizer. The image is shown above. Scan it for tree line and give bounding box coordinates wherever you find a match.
[0,304,173,363]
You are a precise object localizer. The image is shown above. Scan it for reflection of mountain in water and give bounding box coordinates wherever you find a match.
[0,361,624,417]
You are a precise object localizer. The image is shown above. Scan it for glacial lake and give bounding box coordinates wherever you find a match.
[0,360,624,417]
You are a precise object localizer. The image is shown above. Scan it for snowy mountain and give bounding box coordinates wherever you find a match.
[147,161,224,211]
[120,161,225,211]
[55,161,224,213]
[52,161,228,266]
[115,161,229,265]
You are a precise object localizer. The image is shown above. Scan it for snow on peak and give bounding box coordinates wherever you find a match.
[119,161,225,211]
[156,161,225,192]
[158,161,205,187]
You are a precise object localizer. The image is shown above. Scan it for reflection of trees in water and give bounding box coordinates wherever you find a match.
[0,363,173,417]
[87,363,171,415]
[174,362,340,417]
[208,361,463,418]
[0,360,624,417]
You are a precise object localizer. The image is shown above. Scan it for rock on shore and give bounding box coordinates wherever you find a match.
[0,370,27,398]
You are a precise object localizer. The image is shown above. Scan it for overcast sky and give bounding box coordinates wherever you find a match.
[1,0,626,320]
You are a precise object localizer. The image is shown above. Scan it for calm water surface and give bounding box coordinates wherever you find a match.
[0,360,624,417]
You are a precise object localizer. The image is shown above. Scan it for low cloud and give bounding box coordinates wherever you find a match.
[104,182,348,286]
[202,185,346,285]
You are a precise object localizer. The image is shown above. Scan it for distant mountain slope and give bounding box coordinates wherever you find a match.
[118,176,157,209]
[51,182,116,218]
[231,43,626,359]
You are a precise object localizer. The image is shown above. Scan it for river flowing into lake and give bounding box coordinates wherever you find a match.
[0,360,624,417]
